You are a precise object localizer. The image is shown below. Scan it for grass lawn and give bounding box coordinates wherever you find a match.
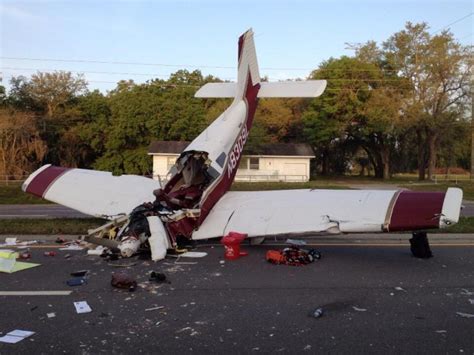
[0,218,106,235]
[434,217,474,234]
[400,181,474,200]
[0,183,52,204]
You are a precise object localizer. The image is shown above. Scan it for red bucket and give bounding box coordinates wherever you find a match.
[221,232,248,260]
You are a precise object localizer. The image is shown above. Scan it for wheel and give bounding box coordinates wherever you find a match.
[409,232,433,258]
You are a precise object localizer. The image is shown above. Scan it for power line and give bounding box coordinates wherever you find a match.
[432,12,473,34]
[1,67,421,82]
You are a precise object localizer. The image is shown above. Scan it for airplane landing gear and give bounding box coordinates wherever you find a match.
[409,231,433,259]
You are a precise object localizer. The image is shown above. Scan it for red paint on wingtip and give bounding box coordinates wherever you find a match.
[25,166,71,198]
[389,191,445,231]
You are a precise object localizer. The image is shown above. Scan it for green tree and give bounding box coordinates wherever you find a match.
[383,22,471,180]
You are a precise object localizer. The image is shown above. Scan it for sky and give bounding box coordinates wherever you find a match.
[0,0,472,92]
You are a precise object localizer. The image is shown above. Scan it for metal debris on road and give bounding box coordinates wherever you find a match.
[456,312,474,318]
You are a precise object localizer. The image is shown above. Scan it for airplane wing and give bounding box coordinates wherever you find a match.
[191,188,463,240]
[22,164,160,218]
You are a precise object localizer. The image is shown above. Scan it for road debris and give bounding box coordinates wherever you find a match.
[0,330,35,344]
[47,312,56,318]
[0,249,40,273]
[178,251,207,258]
[352,306,367,312]
[111,272,137,291]
[266,246,321,266]
[66,278,86,287]
[70,270,89,277]
[221,232,248,260]
[312,308,324,318]
[74,301,92,314]
[149,271,170,284]
[145,306,165,312]
[456,312,474,319]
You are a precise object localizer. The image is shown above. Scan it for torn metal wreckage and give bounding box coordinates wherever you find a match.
[85,151,215,261]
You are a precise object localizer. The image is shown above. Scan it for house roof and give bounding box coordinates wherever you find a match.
[148,141,314,157]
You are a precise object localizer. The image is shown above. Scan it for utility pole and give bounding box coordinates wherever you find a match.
[471,68,474,180]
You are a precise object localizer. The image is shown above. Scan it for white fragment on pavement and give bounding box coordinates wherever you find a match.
[303,345,312,351]
[74,301,92,314]
[179,252,207,258]
[0,330,35,344]
[460,289,474,296]
[435,330,447,333]
[456,312,474,318]
[47,312,56,318]
[145,306,164,312]
[59,245,84,251]
[352,306,367,312]
[469,299,474,305]
[394,287,406,292]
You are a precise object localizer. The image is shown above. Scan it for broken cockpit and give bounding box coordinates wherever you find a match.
[152,151,218,243]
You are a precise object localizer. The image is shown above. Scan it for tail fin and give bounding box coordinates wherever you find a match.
[236,29,261,100]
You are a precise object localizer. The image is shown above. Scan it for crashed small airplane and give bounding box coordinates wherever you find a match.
[23,29,463,260]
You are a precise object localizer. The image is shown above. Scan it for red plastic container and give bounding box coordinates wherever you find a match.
[221,232,248,260]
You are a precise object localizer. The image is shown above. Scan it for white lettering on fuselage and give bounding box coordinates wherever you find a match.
[227,125,248,179]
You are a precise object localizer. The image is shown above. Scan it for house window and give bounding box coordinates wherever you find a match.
[167,157,177,171]
[239,158,249,169]
[249,157,259,170]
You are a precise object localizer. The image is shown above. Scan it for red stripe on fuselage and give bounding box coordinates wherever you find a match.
[388,191,445,231]
[198,72,260,224]
[25,166,71,198]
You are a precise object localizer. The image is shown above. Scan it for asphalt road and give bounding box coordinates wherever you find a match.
[0,205,90,219]
[1,238,473,353]
[2,200,474,218]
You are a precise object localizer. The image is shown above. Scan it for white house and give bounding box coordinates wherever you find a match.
[148,141,315,182]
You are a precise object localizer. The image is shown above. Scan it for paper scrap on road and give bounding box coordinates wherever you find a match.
[74,301,92,314]
[0,330,35,344]
[0,291,72,296]
[47,312,56,318]
[352,306,367,312]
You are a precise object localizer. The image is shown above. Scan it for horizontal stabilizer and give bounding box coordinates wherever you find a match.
[195,80,327,98]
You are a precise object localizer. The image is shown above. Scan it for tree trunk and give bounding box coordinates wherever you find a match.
[427,131,438,181]
[416,129,425,180]
[321,149,329,176]
[381,145,390,180]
